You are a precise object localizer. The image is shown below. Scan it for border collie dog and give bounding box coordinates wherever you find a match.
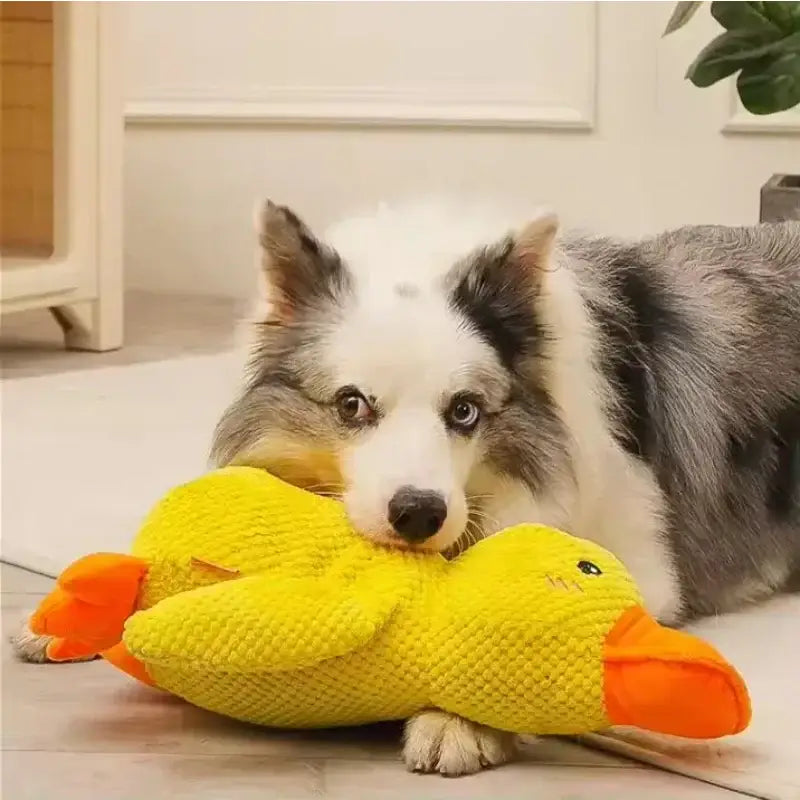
[17,200,800,775]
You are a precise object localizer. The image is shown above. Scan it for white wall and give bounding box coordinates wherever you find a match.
[123,1,800,298]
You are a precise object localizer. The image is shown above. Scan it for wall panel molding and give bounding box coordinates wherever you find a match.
[124,87,595,130]
[723,87,800,134]
[124,3,597,131]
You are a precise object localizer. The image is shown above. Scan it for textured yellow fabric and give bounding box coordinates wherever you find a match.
[121,467,644,734]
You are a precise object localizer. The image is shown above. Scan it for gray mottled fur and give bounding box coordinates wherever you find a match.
[562,221,800,618]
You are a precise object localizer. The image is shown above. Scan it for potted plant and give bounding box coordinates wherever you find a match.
[665,1,800,221]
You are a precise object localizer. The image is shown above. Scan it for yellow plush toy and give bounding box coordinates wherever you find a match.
[31,467,750,739]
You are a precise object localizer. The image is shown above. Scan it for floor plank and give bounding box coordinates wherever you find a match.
[4,751,325,800]
[322,759,747,799]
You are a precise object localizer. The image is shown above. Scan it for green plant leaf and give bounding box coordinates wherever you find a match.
[686,30,780,86]
[679,0,800,114]
[759,2,800,35]
[737,50,800,113]
[710,2,781,34]
[663,1,704,36]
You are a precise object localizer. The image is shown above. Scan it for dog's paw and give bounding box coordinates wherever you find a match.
[10,618,53,663]
[403,710,517,776]
[8,616,95,664]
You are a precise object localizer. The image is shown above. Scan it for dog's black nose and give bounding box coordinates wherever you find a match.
[387,487,447,542]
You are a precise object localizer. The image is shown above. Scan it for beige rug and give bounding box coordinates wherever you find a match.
[2,352,798,798]
[1,352,243,574]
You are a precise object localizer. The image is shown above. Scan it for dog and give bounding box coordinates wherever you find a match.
[14,199,800,776]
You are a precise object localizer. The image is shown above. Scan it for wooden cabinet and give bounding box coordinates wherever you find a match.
[1,2,123,351]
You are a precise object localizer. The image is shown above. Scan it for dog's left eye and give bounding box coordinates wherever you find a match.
[335,387,373,425]
[445,396,481,433]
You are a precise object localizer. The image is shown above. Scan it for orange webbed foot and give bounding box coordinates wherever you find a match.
[31,553,148,657]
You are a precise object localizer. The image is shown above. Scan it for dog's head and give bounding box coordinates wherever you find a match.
[211,200,565,552]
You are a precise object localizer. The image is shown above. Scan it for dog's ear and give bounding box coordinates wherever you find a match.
[256,200,351,324]
[447,212,558,367]
[511,212,559,284]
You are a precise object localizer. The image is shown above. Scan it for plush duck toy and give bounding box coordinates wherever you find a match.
[31,467,750,739]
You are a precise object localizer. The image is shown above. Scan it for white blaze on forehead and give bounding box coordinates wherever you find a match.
[323,199,518,288]
[320,200,513,403]
[323,292,499,406]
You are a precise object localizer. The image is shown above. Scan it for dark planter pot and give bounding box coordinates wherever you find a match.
[760,174,800,222]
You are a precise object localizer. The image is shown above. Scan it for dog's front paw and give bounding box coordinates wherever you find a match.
[9,617,54,663]
[403,710,517,776]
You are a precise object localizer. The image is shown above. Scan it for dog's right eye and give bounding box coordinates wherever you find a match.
[445,394,482,434]
[334,387,373,425]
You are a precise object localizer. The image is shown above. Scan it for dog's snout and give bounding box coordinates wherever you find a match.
[387,486,447,542]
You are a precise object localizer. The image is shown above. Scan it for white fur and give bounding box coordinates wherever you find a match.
[402,710,516,775]
[532,254,681,621]
[10,618,54,663]
[323,199,522,289]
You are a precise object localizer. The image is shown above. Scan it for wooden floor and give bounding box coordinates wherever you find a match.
[3,562,746,799]
[1,290,241,379]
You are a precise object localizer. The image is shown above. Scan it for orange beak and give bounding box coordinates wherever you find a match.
[602,606,751,739]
